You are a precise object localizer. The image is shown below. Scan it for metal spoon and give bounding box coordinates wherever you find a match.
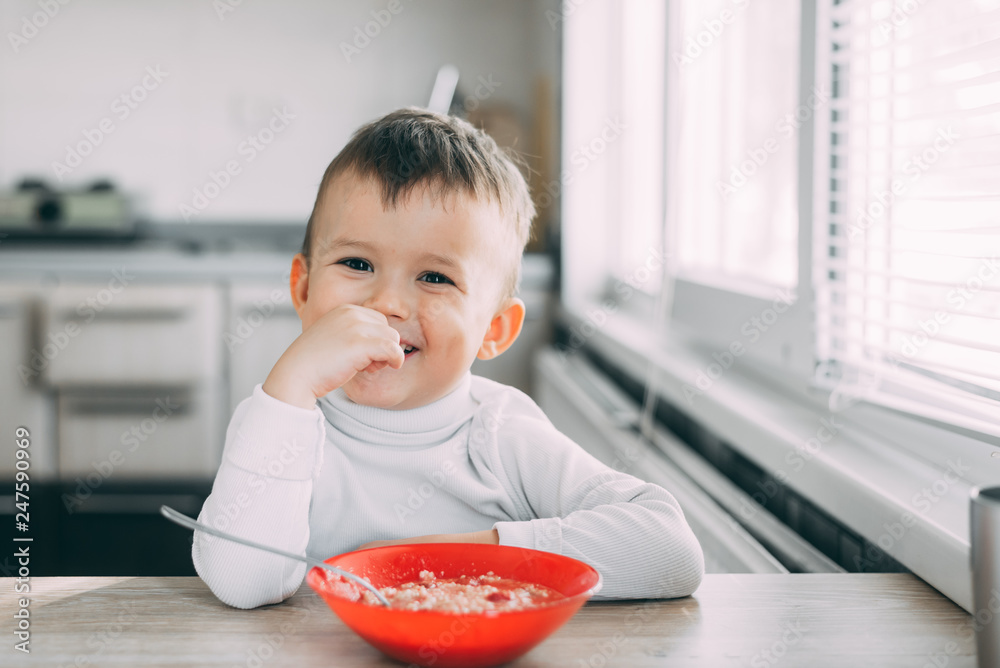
[160,505,390,607]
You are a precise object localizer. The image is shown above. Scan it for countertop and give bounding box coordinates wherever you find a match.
[0,574,975,666]
[0,243,555,285]
[0,244,301,283]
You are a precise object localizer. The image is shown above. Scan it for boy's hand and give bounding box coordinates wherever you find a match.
[358,529,500,551]
[263,304,405,409]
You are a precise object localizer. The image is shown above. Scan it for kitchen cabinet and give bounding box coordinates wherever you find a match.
[0,278,226,576]
[43,283,223,387]
[42,282,225,480]
[0,479,210,576]
[54,479,211,575]
[226,282,301,413]
[0,283,56,479]
[57,387,220,479]
[0,251,298,575]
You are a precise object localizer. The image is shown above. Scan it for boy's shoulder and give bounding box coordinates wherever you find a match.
[466,374,590,475]
[468,374,550,427]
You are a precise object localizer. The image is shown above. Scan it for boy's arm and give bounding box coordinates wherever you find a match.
[360,413,704,599]
[359,528,498,550]
[490,415,704,600]
[192,384,325,609]
[195,303,404,608]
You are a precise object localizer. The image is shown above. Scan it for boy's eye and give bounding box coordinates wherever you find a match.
[339,258,372,272]
[420,272,454,285]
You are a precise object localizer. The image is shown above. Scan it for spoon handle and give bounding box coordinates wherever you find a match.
[160,505,390,607]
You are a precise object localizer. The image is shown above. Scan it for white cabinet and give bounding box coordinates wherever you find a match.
[43,283,222,387]
[40,282,225,480]
[0,284,56,479]
[57,387,220,479]
[225,283,301,413]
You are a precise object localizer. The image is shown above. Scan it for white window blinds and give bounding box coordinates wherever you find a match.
[815,0,1000,436]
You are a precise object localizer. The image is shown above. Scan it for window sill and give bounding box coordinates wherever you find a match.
[559,301,989,613]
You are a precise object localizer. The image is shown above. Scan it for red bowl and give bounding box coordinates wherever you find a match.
[307,543,602,667]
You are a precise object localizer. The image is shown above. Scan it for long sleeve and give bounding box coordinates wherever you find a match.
[192,384,325,609]
[489,410,704,600]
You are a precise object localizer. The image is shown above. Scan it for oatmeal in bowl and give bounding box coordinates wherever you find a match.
[307,543,602,667]
[360,569,566,613]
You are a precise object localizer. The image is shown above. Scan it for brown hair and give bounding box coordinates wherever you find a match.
[302,107,535,300]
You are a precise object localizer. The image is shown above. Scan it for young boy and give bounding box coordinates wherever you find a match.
[193,108,703,609]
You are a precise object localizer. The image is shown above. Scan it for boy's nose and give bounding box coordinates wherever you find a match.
[362,280,410,320]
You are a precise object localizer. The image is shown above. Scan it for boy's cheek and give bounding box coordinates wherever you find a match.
[305,291,353,325]
[299,307,327,332]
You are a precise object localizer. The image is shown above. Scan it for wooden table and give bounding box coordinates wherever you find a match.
[0,574,976,666]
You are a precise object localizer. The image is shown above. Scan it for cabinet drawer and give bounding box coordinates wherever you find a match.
[227,283,301,412]
[43,283,222,386]
[0,287,56,479]
[58,387,221,479]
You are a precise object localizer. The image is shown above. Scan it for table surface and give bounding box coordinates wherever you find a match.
[0,574,976,667]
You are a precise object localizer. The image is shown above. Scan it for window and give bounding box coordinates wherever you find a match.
[562,0,1000,438]
[561,0,666,305]
[661,0,812,374]
[815,0,1000,436]
[560,0,996,610]
[617,0,667,282]
[669,0,801,291]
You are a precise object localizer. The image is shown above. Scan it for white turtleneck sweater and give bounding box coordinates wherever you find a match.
[193,373,704,609]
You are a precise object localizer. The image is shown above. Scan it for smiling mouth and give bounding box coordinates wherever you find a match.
[400,343,420,359]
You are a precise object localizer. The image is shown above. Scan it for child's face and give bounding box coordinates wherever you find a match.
[294,173,517,410]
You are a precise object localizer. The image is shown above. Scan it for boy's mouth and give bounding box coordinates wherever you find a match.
[400,342,420,359]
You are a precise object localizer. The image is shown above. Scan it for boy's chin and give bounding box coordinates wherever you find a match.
[343,372,415,410]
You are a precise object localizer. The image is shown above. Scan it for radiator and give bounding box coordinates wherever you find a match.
[534,347,843,574]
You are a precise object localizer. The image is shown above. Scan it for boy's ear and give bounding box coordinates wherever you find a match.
[477,298,525,361]
[289,253,310,317]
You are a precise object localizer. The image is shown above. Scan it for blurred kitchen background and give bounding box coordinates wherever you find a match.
[1,0,996,618]
[0,0,561,575]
